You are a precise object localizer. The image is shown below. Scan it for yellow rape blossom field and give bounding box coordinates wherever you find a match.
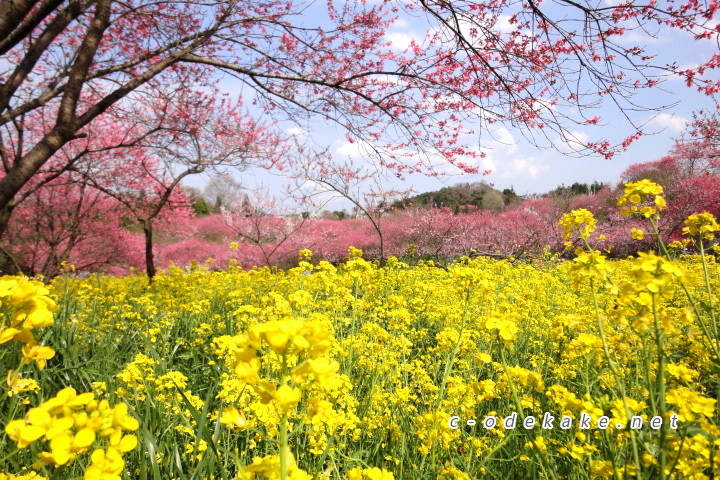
[2,181,720,480]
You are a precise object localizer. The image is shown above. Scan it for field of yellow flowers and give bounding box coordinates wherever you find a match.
[2,181,720,480]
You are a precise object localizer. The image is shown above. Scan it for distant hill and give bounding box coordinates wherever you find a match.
[390,180,607,213]
[390,181,515,213]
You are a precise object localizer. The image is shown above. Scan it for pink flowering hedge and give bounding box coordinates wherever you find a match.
[5,143,720,276]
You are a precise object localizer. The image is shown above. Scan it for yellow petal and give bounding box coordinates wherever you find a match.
[73,427,96,449]
[118,434,138,452]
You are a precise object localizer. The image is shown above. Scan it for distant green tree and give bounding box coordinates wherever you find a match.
[570,182,589,195]
[502,187,519,205]
[192,197,210,216]
[481,189,504,213]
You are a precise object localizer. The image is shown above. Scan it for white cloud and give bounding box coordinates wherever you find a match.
[675,62,701,72]
[287,126,308,136]
[495,15,514,34]
[393,18,410,29]
[499,156,550,178]
[426,15,524,49]
[333,127,534,180]
[297,180,348,210]
[567,131,590,148]
[336,139,372,159]
[384,31,420,51]
[487,126,518,154]
[480,156,498,174]
[419,136,543,178]
[647,113,688,133]
[481,147,549,178]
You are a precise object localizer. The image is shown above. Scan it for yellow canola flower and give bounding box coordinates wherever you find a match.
[108,402,140,432]
[5,388,138,469]
[5,280,50,307]
[250,319,304,355]
[111,434,138,453]
[665,363,699,383]
[20,342,55,370]
[0,473,48,480]
[219,405,247,429]
[6,281,57,327]
[234,357,262,385]
[13,300,55,330]
[248,318,334,358]
[84,447,125,480]
[666,387,716,421]
[617,179,665,217]
[0,278,19,308]
[683,212,720,241]
[274,384,302,415]
[4,419,45,450]
[347,467,395,480]
[589,460,614,479]
[1,276,58,370]
[42,388,94,413]
[558,209,597,239]
[568,250,608,285]
[0,327,22,344]
[485,316,519,342]
[6,370,40,394]
[631,252,684,295]
[290,357,340,387]
[524,436,548,451]
[238,450,312,480]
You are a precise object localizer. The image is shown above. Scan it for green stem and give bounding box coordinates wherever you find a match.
[590,280,642,480]
[698,239,719,346]
[433,288,471,412]
[652,295,667,480]
[280,413,288,480]
[499,347,558,480]
[280,354,289,480]
[421,286,471,472]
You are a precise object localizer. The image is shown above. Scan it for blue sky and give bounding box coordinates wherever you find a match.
[193,1,720,211]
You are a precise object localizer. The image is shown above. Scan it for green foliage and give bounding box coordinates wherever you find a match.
[391,181,513,212]
[192,197,211,216]
[549,182,605,198]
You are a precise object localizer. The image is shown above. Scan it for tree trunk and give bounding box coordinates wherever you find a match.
[0,0,46,45]
[0,243,22,275]
[143,219,156,284]
[379,232,385,266]
[0,130,68,227]
[40,242,60,278]
[0,203,14,240]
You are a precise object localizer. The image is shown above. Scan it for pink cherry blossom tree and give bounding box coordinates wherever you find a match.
[68,86,285,282]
